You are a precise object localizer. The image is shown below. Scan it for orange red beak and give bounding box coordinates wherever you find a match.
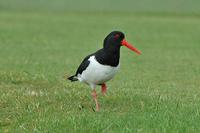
[121,39,141,55]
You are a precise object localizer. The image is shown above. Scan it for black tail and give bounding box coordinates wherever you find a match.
[67,75,78,82]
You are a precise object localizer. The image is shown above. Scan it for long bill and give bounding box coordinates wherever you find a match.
[121,39,141,55]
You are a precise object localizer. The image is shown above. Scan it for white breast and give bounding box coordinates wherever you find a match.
[78,56,120,85]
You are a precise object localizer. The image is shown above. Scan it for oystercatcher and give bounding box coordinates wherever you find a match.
[68,31,141,111]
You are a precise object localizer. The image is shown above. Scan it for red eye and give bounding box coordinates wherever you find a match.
[114,34,119,40]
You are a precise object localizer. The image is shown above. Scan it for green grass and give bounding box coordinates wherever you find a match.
[1,1,200,132]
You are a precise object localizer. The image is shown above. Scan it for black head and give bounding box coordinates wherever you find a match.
[103,31,141,54]
[103,31,125,49]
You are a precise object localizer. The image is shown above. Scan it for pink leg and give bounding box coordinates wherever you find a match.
[101,83,107,95]
[92,90,99,111]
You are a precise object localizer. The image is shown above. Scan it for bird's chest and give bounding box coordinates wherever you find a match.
[80,56,119,84]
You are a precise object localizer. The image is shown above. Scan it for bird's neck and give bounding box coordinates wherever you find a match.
[103,47,120,66]
[95,46,121,67]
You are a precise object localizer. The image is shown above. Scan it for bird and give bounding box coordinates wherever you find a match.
[68,31,141,111]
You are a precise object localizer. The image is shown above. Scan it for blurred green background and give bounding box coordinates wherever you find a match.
[0,0,200,132]
[0,0,200,14]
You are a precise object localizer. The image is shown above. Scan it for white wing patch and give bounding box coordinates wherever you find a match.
[77,56,119,86]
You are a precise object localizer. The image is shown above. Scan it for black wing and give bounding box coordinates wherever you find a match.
[75,54,92,76]
[74,48,104,75]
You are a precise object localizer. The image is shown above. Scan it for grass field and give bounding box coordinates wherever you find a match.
[0,0,200,132]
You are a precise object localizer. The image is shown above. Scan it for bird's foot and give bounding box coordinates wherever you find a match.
[92,90,99,112]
